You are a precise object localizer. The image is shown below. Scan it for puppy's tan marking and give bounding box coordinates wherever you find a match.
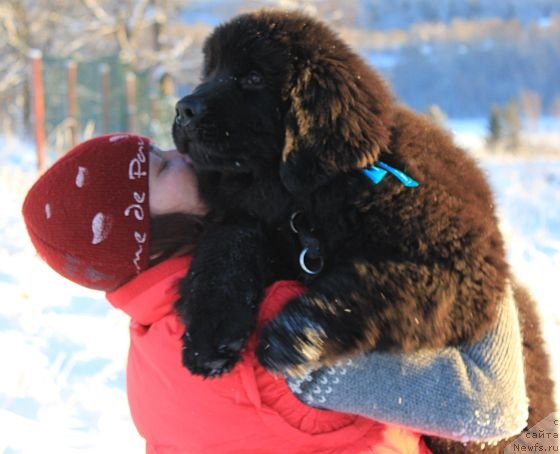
[328,97,343,124]
[354,145,379,169]
[308,294,339,316]
[296,326,326,362]
[354,262,371,279]
[282,128,295,162]
[290,86,312,137]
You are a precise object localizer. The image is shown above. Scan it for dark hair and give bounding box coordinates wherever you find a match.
[149,212,206,267]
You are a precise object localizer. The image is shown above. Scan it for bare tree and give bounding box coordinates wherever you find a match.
[519,90,542,129]
[550,95,560,118]
[0,0,207,136]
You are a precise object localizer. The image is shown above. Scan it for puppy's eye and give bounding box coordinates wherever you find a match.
[241,70,264,89]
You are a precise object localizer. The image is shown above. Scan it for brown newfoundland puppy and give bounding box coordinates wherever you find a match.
[172,10,556,450]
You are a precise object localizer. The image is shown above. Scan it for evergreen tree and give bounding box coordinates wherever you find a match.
[487,105,503,148]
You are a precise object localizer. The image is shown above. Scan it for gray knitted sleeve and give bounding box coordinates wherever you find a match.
[284,284,529,443]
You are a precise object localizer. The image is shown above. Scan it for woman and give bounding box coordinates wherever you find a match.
[22,134,528,453]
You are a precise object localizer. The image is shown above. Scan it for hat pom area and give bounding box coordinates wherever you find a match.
[22,133,152,291]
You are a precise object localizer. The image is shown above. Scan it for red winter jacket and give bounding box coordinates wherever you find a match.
[106,255,430,454]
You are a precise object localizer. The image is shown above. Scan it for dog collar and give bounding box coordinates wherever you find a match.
[363,161,419,187]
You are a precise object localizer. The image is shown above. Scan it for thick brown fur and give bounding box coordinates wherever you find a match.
[171,10,556,449]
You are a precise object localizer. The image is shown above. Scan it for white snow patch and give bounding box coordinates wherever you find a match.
[1,131,559,452]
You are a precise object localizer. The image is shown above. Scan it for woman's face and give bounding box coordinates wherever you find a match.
[149,145,207,216]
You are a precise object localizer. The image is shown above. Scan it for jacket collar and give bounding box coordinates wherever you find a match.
[106,255,191,325]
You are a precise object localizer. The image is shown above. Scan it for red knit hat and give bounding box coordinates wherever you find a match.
[22,133,151,291]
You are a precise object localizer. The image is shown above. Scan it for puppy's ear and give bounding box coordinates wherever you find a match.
[280,55,393,194]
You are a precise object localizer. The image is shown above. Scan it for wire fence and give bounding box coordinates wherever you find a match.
[22,52,178,170]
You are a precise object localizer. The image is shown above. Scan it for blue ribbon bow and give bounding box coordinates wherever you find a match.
[363,161,419,187]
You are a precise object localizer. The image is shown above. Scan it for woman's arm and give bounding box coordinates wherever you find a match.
[284,284,528,443]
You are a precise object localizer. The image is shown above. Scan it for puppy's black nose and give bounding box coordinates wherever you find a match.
[175,96,206,128]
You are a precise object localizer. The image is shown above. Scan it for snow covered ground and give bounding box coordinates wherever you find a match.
[0,130,559,453]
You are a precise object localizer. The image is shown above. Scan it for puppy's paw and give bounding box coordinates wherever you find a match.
[176,256,263,377]
[176,275,257,378]
[181,329,248,378]
[256,298,328,373]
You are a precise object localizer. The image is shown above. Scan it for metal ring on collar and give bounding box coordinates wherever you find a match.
[290,210,303,234]
[299,248,324,275]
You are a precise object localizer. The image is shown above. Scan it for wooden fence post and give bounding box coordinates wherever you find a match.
[100,64,110,133]
[149,93,158,136]
[29,49,46,172]
[126,71,137,132]
[66,60,78,146]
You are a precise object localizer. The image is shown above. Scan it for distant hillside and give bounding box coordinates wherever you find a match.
[352,17,560,117]
[183,0,560,30]
[179,1,560,118]
[356,0,560,30]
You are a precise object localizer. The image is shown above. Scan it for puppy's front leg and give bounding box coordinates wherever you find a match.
[176,220,267,377]
[257,258,499,373]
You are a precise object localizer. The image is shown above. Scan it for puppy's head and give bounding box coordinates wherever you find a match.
[172,11,291,176]
[173,11,393,193]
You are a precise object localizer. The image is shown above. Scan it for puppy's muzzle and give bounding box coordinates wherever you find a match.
[175,95,206,130]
